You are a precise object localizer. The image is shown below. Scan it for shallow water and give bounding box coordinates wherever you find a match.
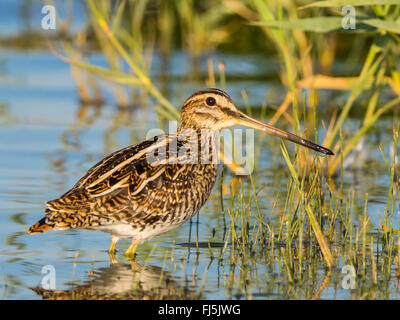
[0,2,399,300]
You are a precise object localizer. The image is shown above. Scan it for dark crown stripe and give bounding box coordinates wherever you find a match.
[186,88,233,103]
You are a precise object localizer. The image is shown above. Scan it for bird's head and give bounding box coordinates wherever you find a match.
[178,88,334,155]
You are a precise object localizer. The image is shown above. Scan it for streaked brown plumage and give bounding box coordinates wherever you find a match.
[28,88,333,260]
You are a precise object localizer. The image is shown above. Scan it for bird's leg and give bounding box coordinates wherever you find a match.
[108,235,120,264]
[124,238,139,260]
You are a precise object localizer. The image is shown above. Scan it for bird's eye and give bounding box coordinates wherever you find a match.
[206,97,216,106]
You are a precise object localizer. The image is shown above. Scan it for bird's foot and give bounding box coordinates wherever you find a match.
[124,251,136,261]
[129,259,142,272]
[108,251,118,264]
[124,239,139,261]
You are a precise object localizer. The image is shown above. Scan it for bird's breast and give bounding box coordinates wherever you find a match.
[130,163,219,225]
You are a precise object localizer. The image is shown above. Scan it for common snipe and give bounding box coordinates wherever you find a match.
[28,88,333,260]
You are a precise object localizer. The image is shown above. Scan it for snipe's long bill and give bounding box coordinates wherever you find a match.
[28,88,333,261]
[235,110,333,156]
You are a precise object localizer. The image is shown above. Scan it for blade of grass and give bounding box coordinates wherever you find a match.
[280,143,335,267]
[87,0,180,119]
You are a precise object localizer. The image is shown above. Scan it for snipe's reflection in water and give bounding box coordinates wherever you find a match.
[31,260,195,300]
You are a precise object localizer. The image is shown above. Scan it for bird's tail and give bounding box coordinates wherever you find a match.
[27,216,55,234]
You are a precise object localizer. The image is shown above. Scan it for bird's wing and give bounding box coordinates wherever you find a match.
[74,134,167,195]
[45,134,170,212]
